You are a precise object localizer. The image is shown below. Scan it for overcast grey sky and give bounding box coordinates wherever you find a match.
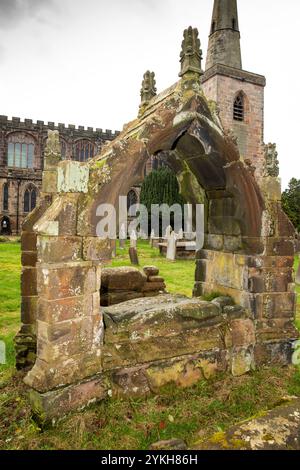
[0,0,299,189]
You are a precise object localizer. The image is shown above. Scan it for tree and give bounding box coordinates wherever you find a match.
[140,167,185,234]
[140,167,185,211]
[282,178,300,232]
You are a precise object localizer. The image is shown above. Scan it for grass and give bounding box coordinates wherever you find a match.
[109,240,195,297]
[0,241,299,450]
[0,243,21,381]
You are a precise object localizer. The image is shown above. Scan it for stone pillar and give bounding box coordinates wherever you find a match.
[24,250,103,393]
[14,196,52,370]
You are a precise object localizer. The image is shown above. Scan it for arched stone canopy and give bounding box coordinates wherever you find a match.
[15,31,298,421]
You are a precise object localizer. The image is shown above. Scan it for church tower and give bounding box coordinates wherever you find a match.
[202,0,266,176]
[206,0,242,70]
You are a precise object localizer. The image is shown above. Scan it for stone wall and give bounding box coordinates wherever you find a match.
[0,117,119,235]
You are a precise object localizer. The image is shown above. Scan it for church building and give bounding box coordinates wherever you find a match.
[0,0,266,235]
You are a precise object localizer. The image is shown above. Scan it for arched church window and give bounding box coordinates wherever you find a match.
[24,186,37,213]
[233,93,244,121]
[74,140,94,162]
[127,190,138,212]
[232,18,236,30]
[3,183,8,211]
[7,133,35,169]
[211,21,215,34]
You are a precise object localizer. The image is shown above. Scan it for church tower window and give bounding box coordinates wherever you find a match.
[233,93,244,121]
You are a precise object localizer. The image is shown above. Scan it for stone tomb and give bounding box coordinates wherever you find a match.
[100,266,166,306]
[15,27,298,422]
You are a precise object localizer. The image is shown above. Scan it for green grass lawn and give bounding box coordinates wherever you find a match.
[110,240,195,297]
[0,243,21,378]
[0,241,299,450]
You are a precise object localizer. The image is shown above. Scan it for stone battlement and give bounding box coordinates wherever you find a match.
[0,115,120,140]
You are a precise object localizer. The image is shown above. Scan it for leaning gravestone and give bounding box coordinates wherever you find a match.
[166,231,177,261]
[129,247,139,266]
[129,230,139,265]
[130,230,137,248]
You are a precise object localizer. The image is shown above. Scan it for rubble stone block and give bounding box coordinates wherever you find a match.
[143,266,159,277]
[231,346,254,377]
[101,267,146,292]
[142,282,166,292]
[148,276,164,283]
[254,340,295,367]
[29,377,107,425]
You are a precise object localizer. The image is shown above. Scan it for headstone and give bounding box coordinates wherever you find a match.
[165,225,172,239]
[178,228,184,240]
[130,230,137,248]
[119,223,127,249]
[296,260,300,285]
[166,231,177,261]
[129,247,139,266]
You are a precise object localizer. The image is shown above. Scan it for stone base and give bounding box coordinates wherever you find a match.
[26,294,298,425]
[29,337,296,426]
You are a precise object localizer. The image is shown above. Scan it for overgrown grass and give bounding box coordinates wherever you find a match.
[0,242,299,450]
[0,368,300,450]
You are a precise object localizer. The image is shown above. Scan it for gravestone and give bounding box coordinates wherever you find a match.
[129,247,139,266]
[130,230,137,248]
[166,231,177,261]
[165,225,172,239]
[178,228,184,240]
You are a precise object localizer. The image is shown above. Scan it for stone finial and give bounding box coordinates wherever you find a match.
[263,143,279,177]
[140,71,157,106]
[179,27,203,78]
[44,130,61,169]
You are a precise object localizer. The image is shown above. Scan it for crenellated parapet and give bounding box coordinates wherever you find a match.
[0,115,120,141]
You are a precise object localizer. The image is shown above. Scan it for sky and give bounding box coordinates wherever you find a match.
[0,0,299,189]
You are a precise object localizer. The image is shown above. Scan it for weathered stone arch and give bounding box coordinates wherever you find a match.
[15,28,298,422]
